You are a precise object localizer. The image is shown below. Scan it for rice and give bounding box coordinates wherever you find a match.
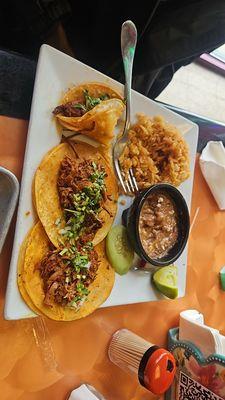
[119,114,190,189]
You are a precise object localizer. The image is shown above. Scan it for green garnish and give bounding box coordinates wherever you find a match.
[99,93,110,101]
[61,162,106,243]
[68,294,87,308]
[60,247,92,307]
[90,161,106,186]
[72,253,89,269]
[59,248,68,256]
[55,217,61,226]
[83,90,110,112]
[84,241,93,251]
[55,153,107,310]
[70,90,110,115]
[73,103,86,111]
[76,282,89,295]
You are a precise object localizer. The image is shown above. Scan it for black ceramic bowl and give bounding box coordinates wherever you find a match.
[122,183,190,267]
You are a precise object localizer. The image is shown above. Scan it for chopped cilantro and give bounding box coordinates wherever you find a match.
[68,295,83,307]
[100,93,110,101]
[76,282,89,296]
[72,253,89,269]
[84,241,93,251]
[61,162,106,243]
[73,103,86,112]
[55,217,61,226]
[83,89,110,111]
[59,248,68,256]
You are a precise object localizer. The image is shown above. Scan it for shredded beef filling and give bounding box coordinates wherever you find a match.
[53,101,86,117]
[53,90,110,118]
[38,155,108,308]
[38,246,98,307]
[58,156,96,209]
[57,156,106,240]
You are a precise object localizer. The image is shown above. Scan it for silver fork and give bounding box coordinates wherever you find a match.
[113,20,138,195]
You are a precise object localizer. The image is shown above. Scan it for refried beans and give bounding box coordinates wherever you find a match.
[139,191,178,259]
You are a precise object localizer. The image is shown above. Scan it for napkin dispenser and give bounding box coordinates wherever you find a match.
[166,322,225,400]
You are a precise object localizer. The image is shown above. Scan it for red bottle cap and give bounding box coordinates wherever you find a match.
[138,346,176,395]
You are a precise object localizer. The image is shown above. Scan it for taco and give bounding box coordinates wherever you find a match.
[17,229,41,315]
[19,222,114,321]
[34,142,118,249]
[53,82,125,145]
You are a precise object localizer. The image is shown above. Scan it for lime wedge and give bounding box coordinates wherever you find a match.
[152,265,178,299]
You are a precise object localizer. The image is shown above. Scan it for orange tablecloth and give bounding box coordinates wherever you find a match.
[1,116,225,400]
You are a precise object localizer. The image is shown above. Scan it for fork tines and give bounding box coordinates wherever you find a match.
[128,168,139,194]
[114,158,139,195]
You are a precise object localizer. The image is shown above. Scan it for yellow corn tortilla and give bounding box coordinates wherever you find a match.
[22,222,115,321]
[62,82,123,103]
[55,82,124,146]
[34,142,118,248]
[17,228,42,315]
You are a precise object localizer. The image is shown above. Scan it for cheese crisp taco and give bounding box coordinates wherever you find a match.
[53,82,125,145]
[34,142,118,249]
[18,222,115,321]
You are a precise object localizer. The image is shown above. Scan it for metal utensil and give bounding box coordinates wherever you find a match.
[113,20,138,194]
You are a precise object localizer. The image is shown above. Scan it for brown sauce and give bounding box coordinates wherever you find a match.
[138,191,178,259]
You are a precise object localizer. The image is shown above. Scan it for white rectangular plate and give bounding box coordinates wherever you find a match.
[4,45,198,320]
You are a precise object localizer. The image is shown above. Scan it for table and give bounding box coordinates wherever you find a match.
[0,115,225,400]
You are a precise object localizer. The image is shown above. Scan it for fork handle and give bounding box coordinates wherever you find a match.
[121,20,137,135]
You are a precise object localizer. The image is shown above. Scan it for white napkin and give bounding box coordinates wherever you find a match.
[68,384,106,400]
[179,309,225,357]
[199,141,225,210]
